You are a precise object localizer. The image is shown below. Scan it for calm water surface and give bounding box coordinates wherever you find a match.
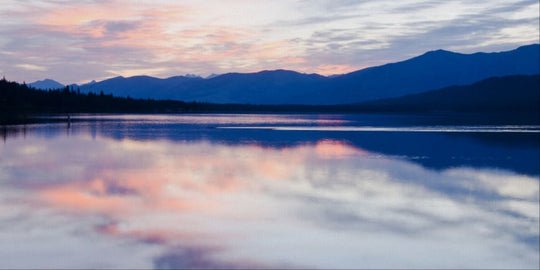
[0,114,539,269]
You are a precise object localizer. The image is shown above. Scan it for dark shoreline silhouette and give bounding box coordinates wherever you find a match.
[2,75,539,125]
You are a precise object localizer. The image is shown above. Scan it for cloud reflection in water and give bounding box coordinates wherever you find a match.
[0,131,538,269]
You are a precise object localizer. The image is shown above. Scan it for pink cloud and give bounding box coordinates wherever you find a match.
[1,1,324,80]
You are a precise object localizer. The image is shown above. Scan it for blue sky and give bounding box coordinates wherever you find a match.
[0,0,538,84]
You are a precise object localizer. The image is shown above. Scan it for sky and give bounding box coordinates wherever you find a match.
[0,0,538,84]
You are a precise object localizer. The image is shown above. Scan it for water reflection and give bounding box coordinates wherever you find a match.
[0,114,538,269]
[6,114,539,175]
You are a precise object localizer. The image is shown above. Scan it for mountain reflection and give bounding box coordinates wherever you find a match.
[0,118,538,268]
[0,114,540,268]
[3,113,539,176]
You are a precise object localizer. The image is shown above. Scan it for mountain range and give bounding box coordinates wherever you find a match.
[28,79,65,90]
[30,44,539,105]
[356,75,539,112]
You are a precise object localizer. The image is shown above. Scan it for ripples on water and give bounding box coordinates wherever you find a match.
[0,114,538,269]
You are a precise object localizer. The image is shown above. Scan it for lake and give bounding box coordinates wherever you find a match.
[0,113,539,269]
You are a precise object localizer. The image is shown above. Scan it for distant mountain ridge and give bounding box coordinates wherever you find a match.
[313,44,540,104]
[28,79,65,90]
[78,75,203,99]
[4,75,539,122]
[37,44,540,105]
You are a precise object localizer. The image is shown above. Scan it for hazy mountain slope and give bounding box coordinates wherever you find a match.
[309,44,540,104]
[79,75,203,99]
[28,79,65,90]
[167,70,327,103]
[77,44,539,104]
[356,75,540,112]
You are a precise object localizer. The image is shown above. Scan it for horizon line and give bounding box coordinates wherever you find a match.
[17,43,540,86]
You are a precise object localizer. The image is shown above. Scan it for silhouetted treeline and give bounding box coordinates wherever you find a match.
[0,78,188,123]
[0,78,342,124]
[2,75,539,125]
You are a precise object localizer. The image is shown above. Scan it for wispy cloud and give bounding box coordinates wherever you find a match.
[0,0,537,83]
[15,63,47,71]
